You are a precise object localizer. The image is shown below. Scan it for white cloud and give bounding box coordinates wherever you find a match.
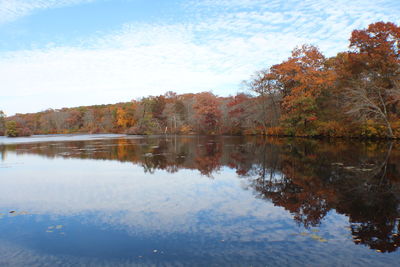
[0,24,268,114]
[0,0,95,24]
[0,0,399,115]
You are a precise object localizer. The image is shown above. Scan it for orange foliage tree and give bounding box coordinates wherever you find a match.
[341,22,400,138]
[270,45,336,135]
[193,92,222,134]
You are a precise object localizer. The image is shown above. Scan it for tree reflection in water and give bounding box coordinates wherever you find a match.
[3,136,400,252]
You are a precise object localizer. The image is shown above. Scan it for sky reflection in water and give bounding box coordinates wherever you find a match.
[0,135,399,266]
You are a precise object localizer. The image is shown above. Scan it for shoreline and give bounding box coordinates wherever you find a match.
[1,133,399,142]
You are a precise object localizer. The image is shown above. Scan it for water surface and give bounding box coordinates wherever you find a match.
[0,135,399,266]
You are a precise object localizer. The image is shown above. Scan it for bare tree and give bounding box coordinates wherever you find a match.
[344,73,398,138]
[389,78,400,103]
[245,69,282,132]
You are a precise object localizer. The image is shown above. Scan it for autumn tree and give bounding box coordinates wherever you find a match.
[50,111,69,133]
[5,121,18,137]
[245,70,282,133]
[226,94,256,134]
[80,109,95,132]
[66,110,84,131]
[270,45,336,135]
[150,95,166,123]
[116,106,136,129]
[100,107,116,132]
[341,22,400,138]
[180,94,197,134]
[193,92,222,134]
[130,97,163,135]
[163,92,188,133]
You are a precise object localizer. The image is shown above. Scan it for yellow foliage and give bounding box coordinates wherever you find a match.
[179,124,194,134]
[316,121,346,137]
[116,108,135,128]
[266,126,285,136]
[392,120,400,138]
[360,120,387,138]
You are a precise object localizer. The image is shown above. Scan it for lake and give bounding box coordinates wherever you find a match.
[0,134,399,266]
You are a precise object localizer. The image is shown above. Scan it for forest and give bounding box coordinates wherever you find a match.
[1,21,399,139]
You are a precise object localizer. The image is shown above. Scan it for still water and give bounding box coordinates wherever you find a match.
[0,134,399,266]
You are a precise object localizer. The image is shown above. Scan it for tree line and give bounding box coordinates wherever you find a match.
[1,21,399,138]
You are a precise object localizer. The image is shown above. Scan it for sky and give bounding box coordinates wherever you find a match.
[0,0,399,115]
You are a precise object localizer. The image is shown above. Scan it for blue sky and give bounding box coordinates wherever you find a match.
[0,0,399,115]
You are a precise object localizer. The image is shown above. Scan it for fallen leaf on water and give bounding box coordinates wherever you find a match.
[56,225,63,229]
[46,230,53,233]
[300,232,308,236]
[376,250,382,253]
[311,229,319,232]
[310,234,328,242]
[344,166,355,170]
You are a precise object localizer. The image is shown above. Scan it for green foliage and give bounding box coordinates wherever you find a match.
[130,112,161,135]
[282,95,319,135]
[5,121,18,137]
